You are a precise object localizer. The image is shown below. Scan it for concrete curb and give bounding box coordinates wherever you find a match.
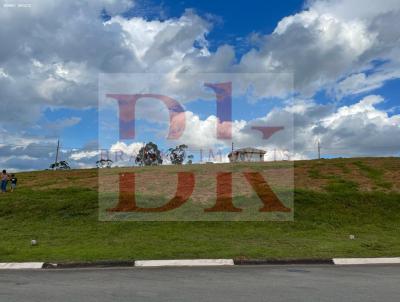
[0,262,44,269]
[135,259,234,267]
[43,260,136,269]
[233,259,334,265]
[333,257,400,265]
[1,258,400,269]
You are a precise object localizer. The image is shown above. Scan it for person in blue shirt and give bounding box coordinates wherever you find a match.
[1,170,8,193]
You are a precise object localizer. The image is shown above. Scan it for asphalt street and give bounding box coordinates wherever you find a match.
[1,265,399,302]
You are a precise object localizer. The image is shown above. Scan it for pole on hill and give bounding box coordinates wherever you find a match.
[54,139,60,169]
[317,140,321,159]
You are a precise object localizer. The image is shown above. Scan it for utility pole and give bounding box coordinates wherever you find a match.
[54,139,60,170]
[317,140,321,160]
[231,142,234,153]
[274,148,277,161]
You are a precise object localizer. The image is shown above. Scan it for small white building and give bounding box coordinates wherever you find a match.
[228,147,266,163]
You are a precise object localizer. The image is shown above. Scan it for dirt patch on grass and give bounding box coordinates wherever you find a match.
[294,158,400,192]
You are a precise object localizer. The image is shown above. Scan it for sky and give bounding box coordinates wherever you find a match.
[0,0,400,171]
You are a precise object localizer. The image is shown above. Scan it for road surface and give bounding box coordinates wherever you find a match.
[1,265,399,301]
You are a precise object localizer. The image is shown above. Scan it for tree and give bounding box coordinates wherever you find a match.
[135,142,163,166]
[168,144,188,165]
[49,160,71,170]
[187,154,194,164]
[96,159,113,168]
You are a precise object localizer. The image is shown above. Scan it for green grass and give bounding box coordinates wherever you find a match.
[325,177,359,193]
[333,162,351,174]
[353,161,393,189]
[1,183,400,261]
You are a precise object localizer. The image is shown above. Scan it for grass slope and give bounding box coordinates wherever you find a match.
[0,157,399,261]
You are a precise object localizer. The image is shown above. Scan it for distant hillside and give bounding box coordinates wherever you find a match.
[16,157,400,193]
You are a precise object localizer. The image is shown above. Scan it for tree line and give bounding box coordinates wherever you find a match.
[49,142,193,169]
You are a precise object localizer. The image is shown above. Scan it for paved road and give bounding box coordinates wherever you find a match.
[1,265,399,302]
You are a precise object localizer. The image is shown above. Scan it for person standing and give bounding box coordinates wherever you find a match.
[10,174,17,192]
[1,170,8,193]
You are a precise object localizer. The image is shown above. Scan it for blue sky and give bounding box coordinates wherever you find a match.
[0,0,399,170]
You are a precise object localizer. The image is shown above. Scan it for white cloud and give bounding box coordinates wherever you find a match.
[321,95,386,128]
[238,0,400,98]
[334,65,400,98]
[106,11,211,70]
[295,95,400,156]
[308,0,400,21]
[70,150,99,161]
[110,141,143,155]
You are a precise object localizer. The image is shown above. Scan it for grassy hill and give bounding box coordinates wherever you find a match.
[1,157,399,262]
